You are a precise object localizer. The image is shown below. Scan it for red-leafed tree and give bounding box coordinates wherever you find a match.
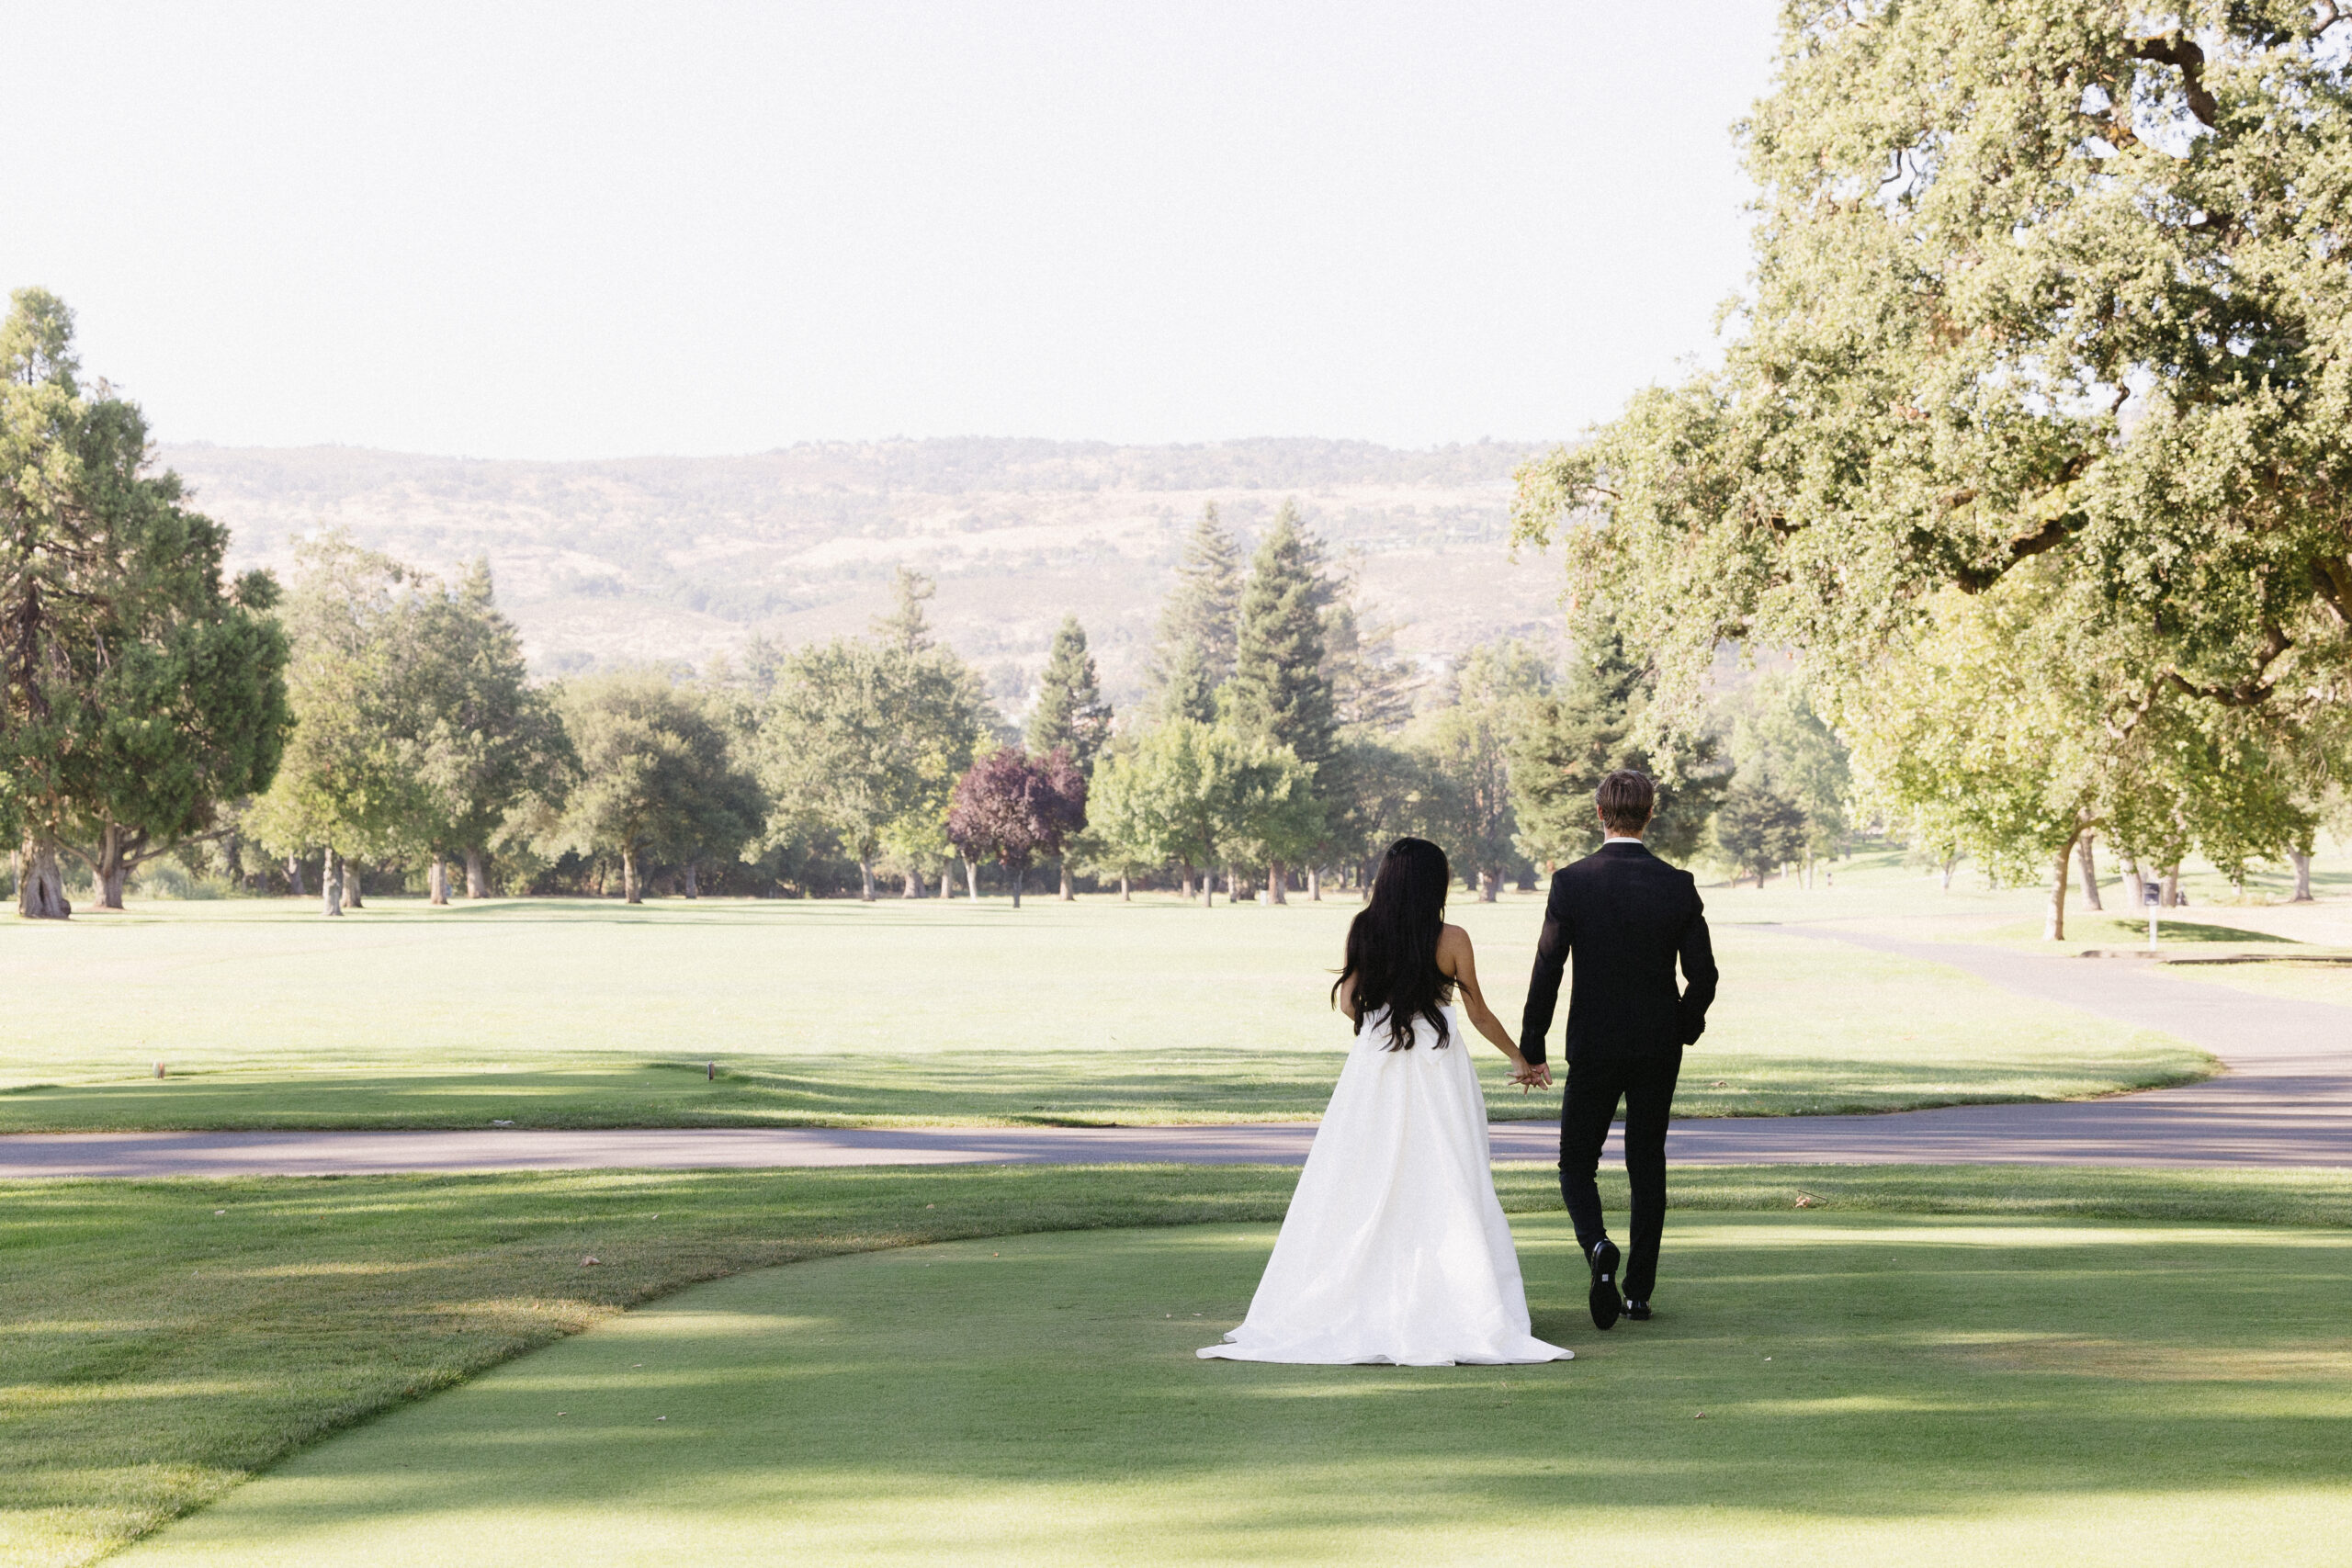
[945,747,1087,908]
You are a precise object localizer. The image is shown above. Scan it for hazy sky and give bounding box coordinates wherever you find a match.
[2,3,1778,458]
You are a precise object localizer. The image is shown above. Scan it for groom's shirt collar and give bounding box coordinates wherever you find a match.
[1602,834,1646,847]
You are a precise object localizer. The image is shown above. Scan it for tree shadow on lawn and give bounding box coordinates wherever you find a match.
[0,1047,2214,1133]
[1980,916,2301,947]
[127,1216,2352,1562]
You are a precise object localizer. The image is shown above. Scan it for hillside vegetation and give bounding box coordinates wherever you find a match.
[164,437,1560,699]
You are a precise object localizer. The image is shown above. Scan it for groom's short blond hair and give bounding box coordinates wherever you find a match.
[1597,770,1656,835]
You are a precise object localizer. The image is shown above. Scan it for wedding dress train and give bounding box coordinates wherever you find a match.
[1199,1005,1571,1367]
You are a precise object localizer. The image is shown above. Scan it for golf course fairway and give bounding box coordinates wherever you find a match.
[117,1211,2352,1565]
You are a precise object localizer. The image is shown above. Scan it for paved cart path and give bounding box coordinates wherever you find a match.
[6,931,2347,1179]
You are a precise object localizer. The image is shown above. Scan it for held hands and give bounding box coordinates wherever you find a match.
[1507,1058,1553,1092]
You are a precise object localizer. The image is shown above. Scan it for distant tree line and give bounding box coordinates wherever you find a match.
[5,287,1878,919]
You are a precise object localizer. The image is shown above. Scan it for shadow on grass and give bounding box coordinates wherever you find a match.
[16,1166,2352,1567]
[113,1207,2352,1565]
[0,1041,2215,1132]
[1976,915,2301,947]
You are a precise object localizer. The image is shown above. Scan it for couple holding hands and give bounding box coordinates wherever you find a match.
[1201,769,1717,1366]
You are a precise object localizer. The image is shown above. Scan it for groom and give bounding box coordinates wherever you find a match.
[1514,769,1718,1330]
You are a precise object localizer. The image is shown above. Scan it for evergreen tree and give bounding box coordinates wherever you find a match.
[1026,615,1113,770]
[1228,500,1337,773]
[1148,503,1242,719]
[1,289,289,918]
[1510,622,1724,869]
[1154,639,1220,727]
[1724,671,1850,863]
[1324,598,1416,733]
[1713,784,1810,888]
[874,566,937,654]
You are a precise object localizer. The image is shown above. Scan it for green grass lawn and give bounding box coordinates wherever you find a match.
[80,1173,2352,1568]
[8,1164,2352,1567]
[0,894,2211,1128]
[2150,959,2352,1007]
[1975,913,2305,948]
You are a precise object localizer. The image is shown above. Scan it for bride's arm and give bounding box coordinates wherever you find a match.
[1437,926,1532,1076]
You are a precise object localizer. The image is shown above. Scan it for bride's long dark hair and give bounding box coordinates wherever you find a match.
[1333,838,1454,1050]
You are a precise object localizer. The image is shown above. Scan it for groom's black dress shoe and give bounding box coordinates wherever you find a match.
[1588,1239,1623,1330]
[1623,1299,1652,1322]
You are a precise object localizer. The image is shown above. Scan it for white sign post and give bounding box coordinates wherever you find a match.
[2143,880,2161,951]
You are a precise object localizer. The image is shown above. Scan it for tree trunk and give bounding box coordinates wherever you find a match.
[16,837,71,919]
[2044,833,2076,942]
[345,861,364,908]
[1180,864,1194,899]
[465,847,489,898]
[91,822,132,910]
[1060,862,1075,901]
[1119,873,1131,901]
[1478,868,1499,903]
[286,852,307,898]
[622,846,642,905]
[900,866,920,898]
[1940,854,1958,891]
[322,847,343,917]
[964,855,979,901]
[1011,864,1023,908]
[684,861,701,898]
[428,856,451,906]
[2121,856,2145,908]
[2076,833,2103,910]
[2160,864,2181,908]
[858,858,876,902]
[1267,861,1287,905]
[1308,866,1321,901]
[2290,851,2313,903]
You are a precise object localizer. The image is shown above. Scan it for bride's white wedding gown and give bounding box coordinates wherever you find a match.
[1198,1004,1571,1367]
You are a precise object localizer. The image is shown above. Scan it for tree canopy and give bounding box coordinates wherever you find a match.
[945,747,1087,906]
[1513,1,2352,919]
[2,288,289,917]
[547,671,760,904]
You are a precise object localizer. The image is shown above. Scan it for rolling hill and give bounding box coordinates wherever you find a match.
[165,436,1571,708]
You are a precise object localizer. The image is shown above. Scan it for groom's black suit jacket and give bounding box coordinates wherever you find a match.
[1518,840,1717,1067]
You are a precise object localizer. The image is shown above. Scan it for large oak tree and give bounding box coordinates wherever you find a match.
[1516,1,2352,922]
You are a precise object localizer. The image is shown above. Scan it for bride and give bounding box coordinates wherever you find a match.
[1200,838,1571,1367]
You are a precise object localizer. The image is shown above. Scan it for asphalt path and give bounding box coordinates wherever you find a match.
[6,931,2347,1179]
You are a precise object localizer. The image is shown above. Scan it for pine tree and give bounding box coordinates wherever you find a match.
[1510,622,1724,868]
[1228,500,1337,773]
[1148,503,1241,718]
[874,566,936,654]
[1027,615,1113,770]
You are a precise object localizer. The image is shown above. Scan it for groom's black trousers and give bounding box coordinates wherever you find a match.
[1558,1047,1683,1302]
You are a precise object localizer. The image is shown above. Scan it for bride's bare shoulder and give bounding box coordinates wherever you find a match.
[1436,923,1474,966]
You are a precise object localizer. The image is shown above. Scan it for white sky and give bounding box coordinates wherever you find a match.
[1,3,1778,458]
